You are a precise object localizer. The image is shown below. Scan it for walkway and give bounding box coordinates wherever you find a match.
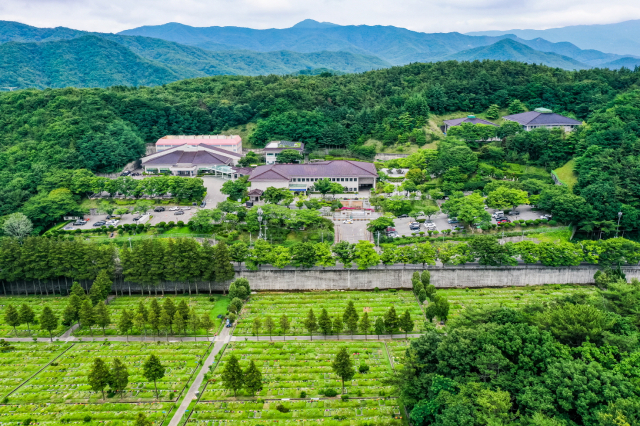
[168,326,233,426]
[229,333,422,341]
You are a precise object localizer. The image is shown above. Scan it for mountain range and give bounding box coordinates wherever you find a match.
[1,19,640,90]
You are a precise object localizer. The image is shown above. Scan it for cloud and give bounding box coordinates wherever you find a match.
[1,0,639,33]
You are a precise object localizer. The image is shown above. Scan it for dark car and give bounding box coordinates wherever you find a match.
[447,218,459,224]
[93,221,106,227]
[154,207,165,212]
[397,214,409,218]
[132,216,141,221]
[200,201,206,208]
[174,210,185,215]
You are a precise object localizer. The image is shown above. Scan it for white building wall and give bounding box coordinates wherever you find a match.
[250,180,290,191]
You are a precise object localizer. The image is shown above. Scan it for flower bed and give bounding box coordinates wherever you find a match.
[11,341,210,404]
[202,341,395,400]
[236,291,424,336]
[0,342,72,398]
[0,296,70,338]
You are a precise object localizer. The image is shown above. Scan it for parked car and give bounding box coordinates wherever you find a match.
[447,218,459,224]
[154,207,165,212]
[397,214,409,218]
[497,218,511,224]
[343,219,353,224]
[200,201,206,208]
[491,211,504,218]
[387,231,399,238]
[507,210,521,216]
[168,207,179,211]
[132,216,142,222]
[180,207,191,210]
[540,214,552,220]
[425,223,437,230]
[174,210,185,215]
[409,222,421,230]
[73,219,88,226]
[106,220,120,226]
[93,221,106,227]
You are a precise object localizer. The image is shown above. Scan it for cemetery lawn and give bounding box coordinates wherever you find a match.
[439,284,595,319]
[9,341,210,404]
[0,296,70,338]
[191,340,406,425]
[73,295,222,337]
[236,291,424,337]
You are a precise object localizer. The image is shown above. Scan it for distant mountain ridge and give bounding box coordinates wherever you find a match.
[466,19,640,57]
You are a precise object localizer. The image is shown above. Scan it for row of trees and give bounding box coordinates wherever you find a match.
[88,354,165,400]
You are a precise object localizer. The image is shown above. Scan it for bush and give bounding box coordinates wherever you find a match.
[358,364,370,373]
[276,404,290,413]
[374,287,379,292]
[167,221,176,227]
[299,391,307,398]
[23,419,32,426]
[177,221,185,227]
[549,220,557,226]
[83,416,92,423]
[323,388,338,397]
[341,394,349,401]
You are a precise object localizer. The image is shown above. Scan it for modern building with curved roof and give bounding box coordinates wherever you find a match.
[503,108,582,131]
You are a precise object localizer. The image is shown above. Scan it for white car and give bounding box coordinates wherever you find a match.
[168,207,179,211]
[180,207,191,210]
[343,219,353,224]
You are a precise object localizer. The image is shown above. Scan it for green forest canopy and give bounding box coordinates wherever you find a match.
[1,60,640,232]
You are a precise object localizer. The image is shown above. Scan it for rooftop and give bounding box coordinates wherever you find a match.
[503,111,582,126]
[444,115,498,127]
[157,135,242,146]
[249,160,377,181]
[142,144,240,167]
[264,141,304,150]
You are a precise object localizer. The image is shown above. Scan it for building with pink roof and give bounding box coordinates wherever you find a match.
[156,135,242,153]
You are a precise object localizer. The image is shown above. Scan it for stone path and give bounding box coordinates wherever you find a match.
[168,326,233,426]
[229,333,423,342]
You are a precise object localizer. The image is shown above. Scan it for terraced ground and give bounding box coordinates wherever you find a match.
[236,291,424,336]
[0,296,70,338]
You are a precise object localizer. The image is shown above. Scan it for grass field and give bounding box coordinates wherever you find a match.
[73,295,224,337]
[553,159,578,189]
[0,296,70,338]
[10,341,210,404]
[235,291,424,337]
[437,284,595,318]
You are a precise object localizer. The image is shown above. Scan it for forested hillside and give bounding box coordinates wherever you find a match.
[1,60,640,231]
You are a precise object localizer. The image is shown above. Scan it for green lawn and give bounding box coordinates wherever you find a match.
[211,296,231,330]
[553,159,578,189]
[528,228,573,243]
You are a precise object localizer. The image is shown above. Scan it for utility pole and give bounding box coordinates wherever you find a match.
[616,211,622,238]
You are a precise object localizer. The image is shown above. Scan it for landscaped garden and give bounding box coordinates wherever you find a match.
[9,341,211,404]
[0,296,70,338]
[235,291,424,337]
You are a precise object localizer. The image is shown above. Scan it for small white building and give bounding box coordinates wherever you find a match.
[248,160,378,193]
[263,141,305,165]
[155,135,242,153]
[503,108,582,132]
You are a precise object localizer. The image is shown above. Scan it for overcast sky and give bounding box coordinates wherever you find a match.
[2,0,640,33]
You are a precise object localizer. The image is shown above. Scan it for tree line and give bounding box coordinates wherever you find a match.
[87,353,165,400]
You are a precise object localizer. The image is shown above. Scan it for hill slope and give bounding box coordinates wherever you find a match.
[467,19,640,57]
[0,35,187,89]
[445,39,589,70]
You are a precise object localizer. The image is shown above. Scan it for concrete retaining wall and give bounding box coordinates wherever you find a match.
[3,265,640,295]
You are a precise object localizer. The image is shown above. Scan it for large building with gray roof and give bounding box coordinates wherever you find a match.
[503,108,582,131]
[248,160,378,192]
[141,143,241,176]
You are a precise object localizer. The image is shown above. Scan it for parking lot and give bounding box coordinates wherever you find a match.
[65,206,199,231]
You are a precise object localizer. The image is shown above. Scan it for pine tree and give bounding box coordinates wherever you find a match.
[413,281,424,297]
[95,269,113,300]
[214,241,235,283]
[243,360,262,397]
[94,302,111,336]
[425,284,436,301]
[188,307,200,341]
[228,282,238,300]
[161,299,175,333]
[88,358,111,400]
[425,303,438,323]
[110,358,129,398]
[89,279,104,306]
[411,271,421,293]
[159,309,172,340]
[279,314,290,341]
[343,301,359,325]
[318,309,332,338]
[418,289,427,304]
[136,301,148,323]
[143,354,165,400]
[434,296,450,322]
[70,281,86,298]
[384,307,398,334]
[333,316,344,340]
[200,314,214,338]
[134,413,152,426]
[134,313,147,340]
[304,309,318,341]
[40,306,58,342]
[18,304,35,335]
[118,309,133,341]
[147,310,159,337]
[359,312,371,340]
[374,317,385,339]
[229,242,249,269]
[173,311,186,337]
[399,310,414,338]
[264,316,275,341]
[221,354,244,397]
[177,300,189,320]
[332,347,355,394]
[65,294,83,326]
[150,299,162,321]
[486,104,501,120]
[79,300,96,336]
[421,270,431,287]
[346,312,358,337]
[252,317,262,340]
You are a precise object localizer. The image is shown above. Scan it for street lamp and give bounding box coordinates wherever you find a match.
[257,207,263,240]
[616,211,622,238]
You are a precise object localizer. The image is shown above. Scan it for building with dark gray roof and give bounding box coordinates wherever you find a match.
[503,108,582,131]
[248,160,378,192]
[443,115,498,133]
[141,143,241,176]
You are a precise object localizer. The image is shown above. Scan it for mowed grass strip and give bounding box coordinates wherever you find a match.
[11,341,210,404]
[0,342,72,399]
[236,291,424,336]
[202,341,396,401]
